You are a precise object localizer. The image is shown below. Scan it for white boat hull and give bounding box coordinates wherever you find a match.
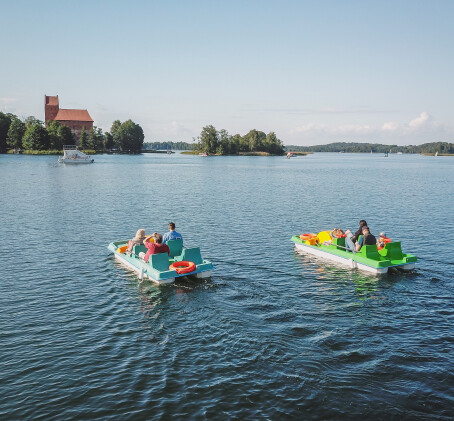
[294,243,389,275]
[114,252,212,285]
[59,158,94,164]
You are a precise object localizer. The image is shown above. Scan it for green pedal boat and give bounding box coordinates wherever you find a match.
[291,232,417,275]
[108,239,214,285]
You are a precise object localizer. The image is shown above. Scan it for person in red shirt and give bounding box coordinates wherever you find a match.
[139,233,170,262]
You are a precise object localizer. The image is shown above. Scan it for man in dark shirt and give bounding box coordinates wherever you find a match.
[351,220,368,243]
[356,226,377,252]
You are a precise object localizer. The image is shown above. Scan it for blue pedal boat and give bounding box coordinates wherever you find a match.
[108,239,213,285]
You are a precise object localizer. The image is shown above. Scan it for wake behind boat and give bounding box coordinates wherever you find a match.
[292,231,417,274]
[58,145,94,164]
[108,239,213,284]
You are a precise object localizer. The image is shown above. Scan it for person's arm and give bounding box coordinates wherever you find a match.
[356,236,363,251]
[351,229,361,243]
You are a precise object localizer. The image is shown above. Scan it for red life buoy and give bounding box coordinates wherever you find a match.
[300,233,317,241]
[169,261,196,274]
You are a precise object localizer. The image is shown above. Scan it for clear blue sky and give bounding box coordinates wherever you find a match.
[1,0,453,145]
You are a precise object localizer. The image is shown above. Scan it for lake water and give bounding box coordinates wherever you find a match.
[1,152,453,419]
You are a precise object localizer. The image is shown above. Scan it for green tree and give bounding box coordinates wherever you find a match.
[79,127,88,149]
[230,134,241,154]
[243,129,266,152]
[58,125,75,146]
[22,122,49,150]
[113,120,144,153]
[0,112,13,153]
[88,126,104,150]
[264,132,284,154]
[46,120,63,150]
[24,116,42,129]
[198,125,219,154]
[6,117,26,150]
[110,120,121,139]
[104,131,114,150]
[218,129,231,155]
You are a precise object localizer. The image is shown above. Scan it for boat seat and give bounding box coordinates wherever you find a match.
[361,244,381,259]
[380,241,404,260]
[332,237,346,250]
[167,239,183,258]
[177,247,203,265]
[132,245,147,256]
[148,252,170,271]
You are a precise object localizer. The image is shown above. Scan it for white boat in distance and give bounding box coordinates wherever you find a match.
[58,145,94,164]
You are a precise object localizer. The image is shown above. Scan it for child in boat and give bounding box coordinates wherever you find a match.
[126,229,146,254]
[377,232,386,248]
[377,232,391,249]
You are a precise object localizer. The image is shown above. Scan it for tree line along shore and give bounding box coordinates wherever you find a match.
[0,112,145,154]
[286,141,454,155]
[0,112,451,156]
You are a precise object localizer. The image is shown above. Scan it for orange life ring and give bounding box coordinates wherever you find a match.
[169,261,196,274]
[300,233,317,241]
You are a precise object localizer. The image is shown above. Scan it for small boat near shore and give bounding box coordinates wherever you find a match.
[291,232,417,275]
[108,239,213,285]
[58,145,94,164]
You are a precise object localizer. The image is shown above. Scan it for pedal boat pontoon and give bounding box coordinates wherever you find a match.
[108,239,213,285]
[291,233,417,275]
[58,145,94,164]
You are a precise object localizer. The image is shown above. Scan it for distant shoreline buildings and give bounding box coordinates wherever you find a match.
[44,95,93,139]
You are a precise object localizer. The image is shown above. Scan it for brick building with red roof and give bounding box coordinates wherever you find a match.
[45,95,93,139]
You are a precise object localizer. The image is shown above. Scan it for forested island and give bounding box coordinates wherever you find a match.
[194,125,285,155]
[286,141,454,155]
[0,112,144,154]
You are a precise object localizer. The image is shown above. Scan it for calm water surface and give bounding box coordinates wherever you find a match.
[1,152,453,420]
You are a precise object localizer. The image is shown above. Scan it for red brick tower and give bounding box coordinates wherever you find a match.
[45,95,59,124]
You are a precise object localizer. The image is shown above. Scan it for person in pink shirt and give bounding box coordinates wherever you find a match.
[139,233,170,262]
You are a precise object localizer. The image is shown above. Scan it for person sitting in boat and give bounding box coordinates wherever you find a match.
[323,228,345,245]
[377,232,387,249]
[356,226,377,252]
[330,228,345,239]
[126,228,146,254]
[344,229,356,252]
[162,222,183,246]
[139,233,170,262]
[351,220,368,243]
